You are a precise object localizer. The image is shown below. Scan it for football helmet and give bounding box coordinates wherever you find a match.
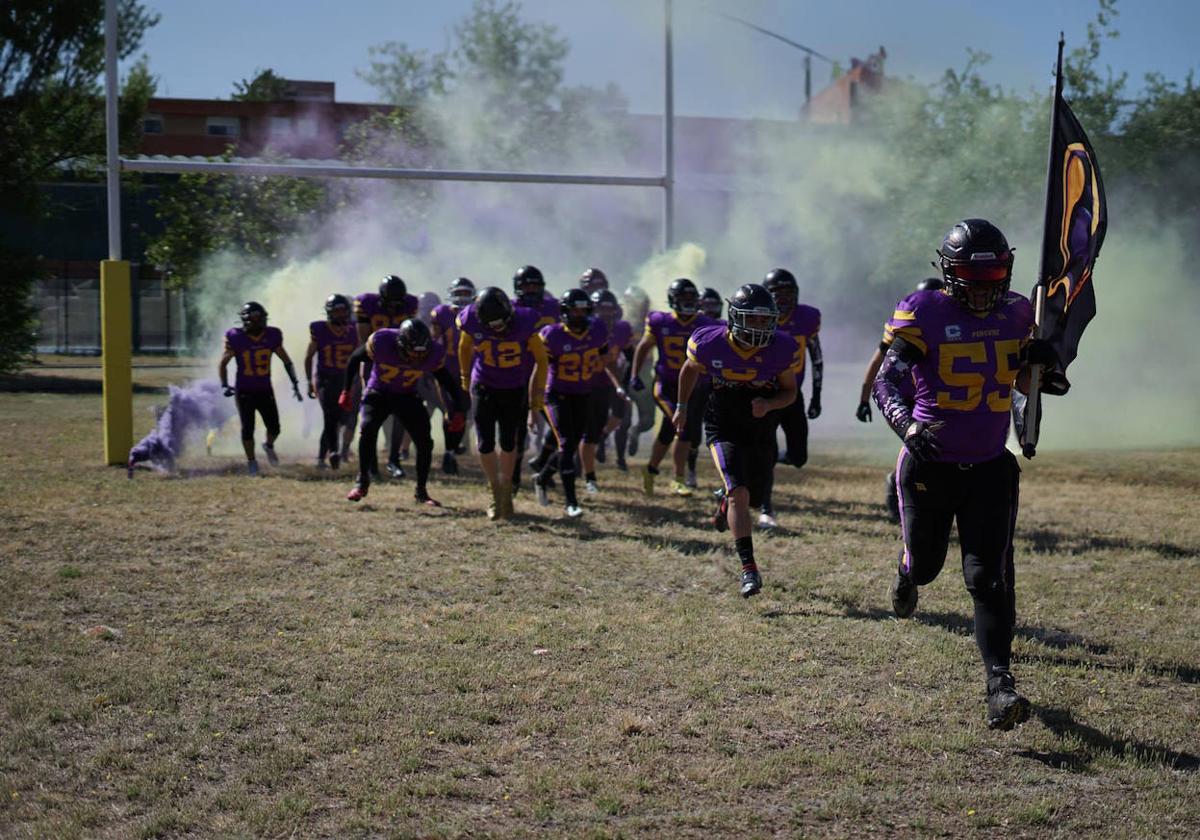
[512,265,545,306]
[448,277,476,308]
[379,275,408,308]
[667,278,699,317]
[239,301,268,332]
[590,289,622,325]
[579,267,609,294]
[476,286,514,332]
[395,318,434,363]
[763,268,798,311]
[726,284,778,348]
[324,294,351,324]
[700,287,723,319]
[936,219,1013,313]
[560,288,594,331]
[915,276,944,292]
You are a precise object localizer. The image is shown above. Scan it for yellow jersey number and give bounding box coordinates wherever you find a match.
[240,348,272,376]
[557,347,601,383]
[660,335,687,370]
[936,339,1022,412]
[370,313,406,333]
[377,364,425,389]
[322,343,354,370]
[477,339,523,369]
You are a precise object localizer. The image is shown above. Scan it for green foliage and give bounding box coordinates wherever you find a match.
[231,68,288,102]
[1119,72,1200,224]
[357,44,450,108]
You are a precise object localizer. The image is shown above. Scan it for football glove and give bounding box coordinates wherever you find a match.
[222,385,235,398]
[1024,338,1058,368]
[337,390,353,413]
[631,375,645,392]
[903,421,943,463]
[807,390,822,420]
[856,401,872,423]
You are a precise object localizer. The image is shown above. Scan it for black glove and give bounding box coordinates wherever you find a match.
[807,390,822,420]
[291,381,303,403]
[856,401,872,423]
[222,385,235,398]
[631,375,645,392]
[903,421,943,463]
[1024,338,1058,368]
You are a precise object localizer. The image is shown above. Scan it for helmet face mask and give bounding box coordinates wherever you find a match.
[726,284,778,348]
[700,287,723,320]
[325,294,351,325]
[477,287,514,332]
[513,265,545,306]
[395,319,433,363]
[379,275,408,311]
[591,289,621,325]
[449,277,476,309]
[560,288,594,331]
[579,267,608,295]
[667,278,699,317]
[937,219,1013,313]
[240,301,268,334]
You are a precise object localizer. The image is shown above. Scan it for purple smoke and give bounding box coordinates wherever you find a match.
[128,380,235,475]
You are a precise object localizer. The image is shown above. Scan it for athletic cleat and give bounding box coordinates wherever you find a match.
[316,457,328,470]
[329,452,341,471]
[641,466,656,496]
[347,484,367,502]
[386,460,406,480]
[712,489,729,532]
[740,569,762,598]
[757,512,778,530]
[262,442,279,466]
[628,437,639,457]
[885,471,901,523]
[585,479,599,495]
[415,489,441,507]
[442,452,458,475]
[565,504,584,518]
[205,429,217,456]
[685,468,698,489]
[670,479,693,497]
[247,459,259,477]
[890,568,918,618]
[616,458,628,472]
[534,477,550,507]
[986,667,1031,731]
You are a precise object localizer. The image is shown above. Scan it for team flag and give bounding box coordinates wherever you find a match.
[1019,34,1108,456]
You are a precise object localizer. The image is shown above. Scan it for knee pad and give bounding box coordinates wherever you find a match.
[964,559,1003,600]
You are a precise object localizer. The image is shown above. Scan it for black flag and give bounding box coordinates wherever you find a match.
[1019,35,1107,454]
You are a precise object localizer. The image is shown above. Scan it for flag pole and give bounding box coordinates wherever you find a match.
[1022,33,1065,459]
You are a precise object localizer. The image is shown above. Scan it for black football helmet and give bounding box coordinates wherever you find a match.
[700,287,723,319]
[763,268,798,311]
[936,219,1013,313]
[591,289,621,325]
[512,265,545,306]
[379,274,408,310]
[667,278,699,317]
[395,318,434,363]
[916,276,944,292]
[448,277,476,308]
[560,288,593,331]
[726,284,778,348]
[476,286,514,332]
[239,301,268,333]
[579,267,609,294]
[324,293,351,323]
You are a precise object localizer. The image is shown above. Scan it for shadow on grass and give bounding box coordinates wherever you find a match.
[1021,527,1198,560]
[1020,705,1199,773]
[0,373,166,394]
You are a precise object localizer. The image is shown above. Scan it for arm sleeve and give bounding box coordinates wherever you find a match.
[527,333,549,402]
[457,332,475,386]
[808,334,823,392]
[871,337,924,441]
[433,365,467,412]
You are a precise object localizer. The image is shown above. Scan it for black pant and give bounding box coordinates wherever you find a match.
[358,390,432,491]
[896,449,1019,676]
[759,393,806,514]
[585,386,611,444]
[704,393,777,509]
[316,372,349,459]
[235,391,280,442]
[473,384,525,454]
[540,390,590,506]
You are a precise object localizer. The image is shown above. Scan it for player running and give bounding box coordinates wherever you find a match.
[755,268,822,528]
[341,319,464,505]
[457,286,548,521]
[511,265,558,492]
[579,267,609,295]
[676,284,799,597]
[355,274,420,478]
[873,218,1051,731]
[630,278,716,496]
[589,288,634,472]
[303,294,359,470]
[217,301,303,475]
[430,277,476,474]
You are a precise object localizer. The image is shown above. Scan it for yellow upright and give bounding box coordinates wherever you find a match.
[101,259,133,465]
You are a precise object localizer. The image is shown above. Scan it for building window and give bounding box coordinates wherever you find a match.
[143,114,164,134]
[296,115,318,138]
[270,115,292,136]
[206,116,241,137]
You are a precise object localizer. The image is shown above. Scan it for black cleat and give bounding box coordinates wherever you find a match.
[442,452,458,475]
[986,667,1031,731]
[890,568,918,618]
[885,471,901,523]
[740,569,762,598]
[329,452,341,471]
[386,460,406,480]
[262,442,279,466]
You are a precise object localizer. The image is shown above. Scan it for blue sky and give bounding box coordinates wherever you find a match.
[132,0,1197,117]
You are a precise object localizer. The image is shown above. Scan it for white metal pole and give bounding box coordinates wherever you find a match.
[663,0,675,252]
[104,0,121,260]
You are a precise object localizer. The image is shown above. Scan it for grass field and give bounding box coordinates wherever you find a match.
[1,377,1198,838]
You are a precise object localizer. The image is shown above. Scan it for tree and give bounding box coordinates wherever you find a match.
[232,68,288,102]
[0,0,159,372]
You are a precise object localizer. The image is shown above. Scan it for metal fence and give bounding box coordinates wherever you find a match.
[33,265,188,355]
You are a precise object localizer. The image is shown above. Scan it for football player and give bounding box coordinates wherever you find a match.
[676,284,798,597]
[303,294,359,470]
[699,287,723,320]
[756,268,822,529]
[355,274,420,478]
[619,285,655,459]
[341,319,464,505]
[590,289,634,472]
[457,286,549,521]
[217,301,303,475]
[872,218,1053,731]
[511,265,558,492]
[533,289,621,515]
[579,267,609,295]
[684,287,726,487]
[430,277,476,474]
[630,278,717,496]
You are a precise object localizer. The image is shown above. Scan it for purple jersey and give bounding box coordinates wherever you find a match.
[608,319,634,353]
[530,291,560,330]
[886,288,1034,463]
[645,310,717,385]
[687,324,798,393]
[457,304,542,389]
[224,326,283,393]
[309,321,358,375]
[776,304,821,385]
[354,291,419,335]
[540,319,610,395]
[430,304,464,376]
[364,328,446,395]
